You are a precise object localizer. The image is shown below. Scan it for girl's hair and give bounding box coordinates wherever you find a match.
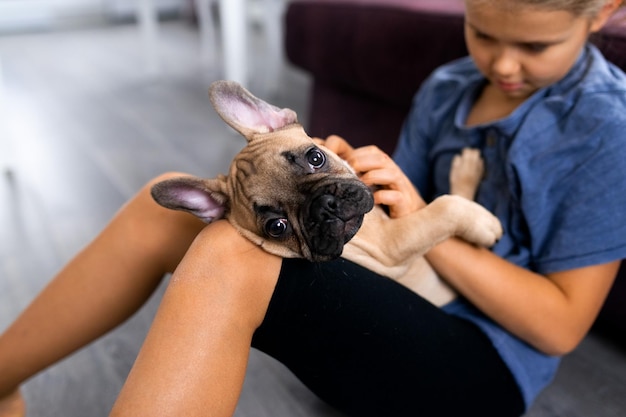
[470,0,625,17]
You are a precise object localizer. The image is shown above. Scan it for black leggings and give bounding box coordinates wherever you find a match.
[252,258,525,417]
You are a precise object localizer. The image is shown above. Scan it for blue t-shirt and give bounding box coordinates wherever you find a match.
[393,44,626,409]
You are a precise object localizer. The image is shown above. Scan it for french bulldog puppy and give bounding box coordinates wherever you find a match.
[152,81,502,306]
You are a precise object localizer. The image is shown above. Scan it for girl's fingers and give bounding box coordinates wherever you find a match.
[316,139,426,216]
[373,188,424,218]
[345,145,390,174]
[373,188,403,206]
[318,135,355,160]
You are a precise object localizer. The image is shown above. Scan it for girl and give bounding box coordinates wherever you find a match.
[1,0,625,416]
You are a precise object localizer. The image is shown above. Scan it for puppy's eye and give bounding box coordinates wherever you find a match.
[306,148,326,169]
[265,218,289,238]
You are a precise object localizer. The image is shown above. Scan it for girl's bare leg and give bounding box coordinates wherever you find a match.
[0,173,207,411]
[110,220,282,416]
[0,390,23,417]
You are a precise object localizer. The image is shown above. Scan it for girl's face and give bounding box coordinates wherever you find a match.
[464,1,610,101]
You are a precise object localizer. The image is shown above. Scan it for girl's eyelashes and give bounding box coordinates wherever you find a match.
[473,28,549,53]
[474,30,493,41]
[521,43,549,53]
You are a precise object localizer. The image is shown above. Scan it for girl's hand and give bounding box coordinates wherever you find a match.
[313,134,356,160]
[315,135,426,218]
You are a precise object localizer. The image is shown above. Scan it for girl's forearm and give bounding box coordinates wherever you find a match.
[425,238,618,356]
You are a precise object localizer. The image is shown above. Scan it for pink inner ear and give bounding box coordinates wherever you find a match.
[173,188,225,222]
[220,95,297,133]
[267,108,298,130]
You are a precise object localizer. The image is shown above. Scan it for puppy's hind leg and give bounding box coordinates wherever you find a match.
[449,148,484,200]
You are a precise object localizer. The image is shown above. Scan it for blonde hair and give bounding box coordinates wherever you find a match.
[468,0,624,17]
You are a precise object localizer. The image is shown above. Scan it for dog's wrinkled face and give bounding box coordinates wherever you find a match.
[227,126,374,261]
[151,81,374,262]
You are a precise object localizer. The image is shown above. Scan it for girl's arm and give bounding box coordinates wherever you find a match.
[426,238,619,356]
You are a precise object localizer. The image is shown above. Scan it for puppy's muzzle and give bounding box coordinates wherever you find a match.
[302,180,374,261]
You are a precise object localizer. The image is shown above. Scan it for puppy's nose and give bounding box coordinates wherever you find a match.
[310,194,341,222]
[317,195,338,214]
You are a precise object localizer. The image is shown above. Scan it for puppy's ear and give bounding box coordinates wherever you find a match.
[151,176,229,223]
[209,80,298,139]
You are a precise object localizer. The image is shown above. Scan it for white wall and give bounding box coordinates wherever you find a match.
[0,0,185,32]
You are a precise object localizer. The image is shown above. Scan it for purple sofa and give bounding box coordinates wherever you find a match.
[284,0,626,345]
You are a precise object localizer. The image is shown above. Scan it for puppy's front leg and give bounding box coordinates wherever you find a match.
[450,148,484,200]
[369,195,502,267]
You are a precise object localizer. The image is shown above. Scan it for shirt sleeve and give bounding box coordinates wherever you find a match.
[513,100,626,273]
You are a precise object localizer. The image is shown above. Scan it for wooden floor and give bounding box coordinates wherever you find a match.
[0,20,625,417]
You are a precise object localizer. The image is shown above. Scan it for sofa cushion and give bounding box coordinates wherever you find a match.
[286,0,466,108]
[285,0,467,151]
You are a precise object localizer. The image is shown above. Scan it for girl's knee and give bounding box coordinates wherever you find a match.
[127,172,192,212]
[114,172,205,273]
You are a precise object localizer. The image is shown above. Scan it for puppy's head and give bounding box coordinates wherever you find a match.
[151,81,374,261]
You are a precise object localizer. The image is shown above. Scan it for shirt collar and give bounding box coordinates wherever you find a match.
[454,45,592,136]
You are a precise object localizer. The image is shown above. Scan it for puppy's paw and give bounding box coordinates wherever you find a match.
[450,148,484,200]
[456,202,503,247]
